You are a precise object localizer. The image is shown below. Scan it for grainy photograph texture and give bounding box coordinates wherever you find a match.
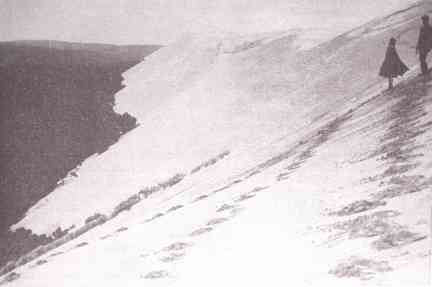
[0,0,431,286]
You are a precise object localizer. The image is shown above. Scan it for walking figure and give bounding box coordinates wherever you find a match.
[379,38,408,90]
[416,14,432,75]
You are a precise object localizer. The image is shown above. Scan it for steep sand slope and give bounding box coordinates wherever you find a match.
[13,1,429,236]
[2,2,431,286]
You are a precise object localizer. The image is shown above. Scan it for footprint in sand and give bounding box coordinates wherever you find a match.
[166,205,184,213]
[330,200,386,216]
[139,253,151,258]
[212,184,233,194]
[277,172,290,181]
[162,242,192,252]
[277,161,304,181]
[153,242,194,263]
[229,207,244,217]
[250,186,269,193]
[245,169,261,179]
[75,242,88,248]
[115,226,128,233]
[100,234,113,240]
[212,179,244,194]
[322,210,404,245]
[217,204,244,217]
[207,217,229,226]
[189,216,233,237]
[216,203,237,212]
[49,251,64,257]
[141,270,170,280]
[329,256,392,280]
[159,252,185,263]
[192,194,209,203]
[235,185,269,202]
[144,212,165,223]
[372,230,427,250]
[235,193,256,202]
[189,227,213,237]
[35,259,48,266]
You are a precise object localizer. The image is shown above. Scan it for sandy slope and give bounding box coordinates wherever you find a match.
[2,1,432,286]
[13,1,430,236]
[3,69,431,287]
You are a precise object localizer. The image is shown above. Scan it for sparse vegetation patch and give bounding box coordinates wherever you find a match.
[329,257,392,280]
[190,151,230,174]
[330,200,386,216]
[0,272,20,286]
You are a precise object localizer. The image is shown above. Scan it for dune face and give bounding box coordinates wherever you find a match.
[1,1,432,286]
[0,41,159,268]
[12,2,428,236]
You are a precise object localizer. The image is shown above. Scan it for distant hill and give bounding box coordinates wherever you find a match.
[0,41,160,267]
[5,40,160,61]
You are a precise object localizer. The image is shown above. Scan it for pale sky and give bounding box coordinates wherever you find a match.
[0,0,418,45]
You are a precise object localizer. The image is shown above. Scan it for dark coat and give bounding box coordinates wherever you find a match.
[379,45,408,78]
[417,25,432,53]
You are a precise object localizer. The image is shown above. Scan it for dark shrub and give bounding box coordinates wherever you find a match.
[191,151,230,174]
[111,194,141,218]
[0,228,51,275]
[1,272,20,285]
[85,213,107,225]
[52,227,68,239]
[139,186,160,199]
[158,174,185,190]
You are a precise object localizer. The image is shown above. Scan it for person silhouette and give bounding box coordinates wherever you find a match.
[416,14,432,75]
[379,38,408,90]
